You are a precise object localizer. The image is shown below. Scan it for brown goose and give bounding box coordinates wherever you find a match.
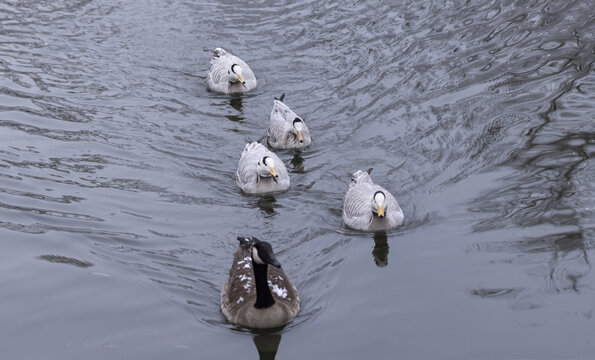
[221,237,299,329]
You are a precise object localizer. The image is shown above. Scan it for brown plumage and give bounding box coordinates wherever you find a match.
[221,237,300,329]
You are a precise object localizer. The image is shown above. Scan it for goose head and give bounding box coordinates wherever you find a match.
[292,118,305,143]
[252,239,281,268]
[372,191,387,218]
[257,156,279,183]
[229,63,246,86]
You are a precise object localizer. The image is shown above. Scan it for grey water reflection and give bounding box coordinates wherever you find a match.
[253,332,282,360]
[372,231,389,268]
[256,195,279,216]
[468,67,594,303]
[226,95,244,122]
[289,151,305,173]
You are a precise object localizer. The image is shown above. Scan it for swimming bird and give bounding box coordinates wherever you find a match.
[221,236,300,329]
[236,142,290,194]
[206,48,257,93]
[267,93,311,149]
[342,168,404,231]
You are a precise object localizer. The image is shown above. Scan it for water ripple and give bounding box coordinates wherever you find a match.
[1,0,594,357]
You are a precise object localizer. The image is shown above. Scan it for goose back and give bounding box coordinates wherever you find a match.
[221,238,300,329]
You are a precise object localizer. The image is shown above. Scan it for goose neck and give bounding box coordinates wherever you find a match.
[253,261,275,309]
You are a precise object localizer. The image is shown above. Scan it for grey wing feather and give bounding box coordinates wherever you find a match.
[267,101,291,147]
[265,148,290,190]
[383,190,404,226]
[342,184,374,229]
[236,144,263,188]
[234,56,257,85]
[268,151,290,188]
[207,57,230,92]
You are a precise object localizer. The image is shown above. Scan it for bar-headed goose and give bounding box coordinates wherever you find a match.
[236,142,290,194]
[221,236,300,329]
[206,48,257,94]
[267,93,311,149]
[342,168,404,231]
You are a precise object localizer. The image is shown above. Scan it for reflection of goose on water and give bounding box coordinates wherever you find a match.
[221,237,299,329]
[267,93,311,149]
[256,194,278,216]
[225,95,244,122]
[253,333,282,360]
[206,48,257,94]
[372,231,389,267]
[236,142,290,194]
[342,168,404,231]
[289,151,305,173]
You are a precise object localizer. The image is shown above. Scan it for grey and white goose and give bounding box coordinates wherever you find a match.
[342,168,404,231]
[206,48,257,93]
[267,93,311,149]
[236,142,290,194]
[221,236,300,329]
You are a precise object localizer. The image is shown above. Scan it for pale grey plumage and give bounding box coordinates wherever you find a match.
[267,94,311,149]
[206,48,257,93]
[236,142,290,194]
[221,237,300,329]
[342,169,404,231]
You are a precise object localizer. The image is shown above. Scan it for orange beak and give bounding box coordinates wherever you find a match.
[269,168,277,177]
[237,74,245,84]
[377,205,384,217]
[297,131,304,142]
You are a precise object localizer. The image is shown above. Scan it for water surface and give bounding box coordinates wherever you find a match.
[0,0,593,359]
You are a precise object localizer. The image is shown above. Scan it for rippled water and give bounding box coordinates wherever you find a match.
[1,0,593,358]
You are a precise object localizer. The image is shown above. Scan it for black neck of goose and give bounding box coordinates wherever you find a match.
[252,260,275,309]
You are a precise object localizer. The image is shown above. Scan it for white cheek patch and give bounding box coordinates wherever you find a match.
[252,247,265,265]
[265,158,275,169]
[293,121,303,131]
[374,192,386,206]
